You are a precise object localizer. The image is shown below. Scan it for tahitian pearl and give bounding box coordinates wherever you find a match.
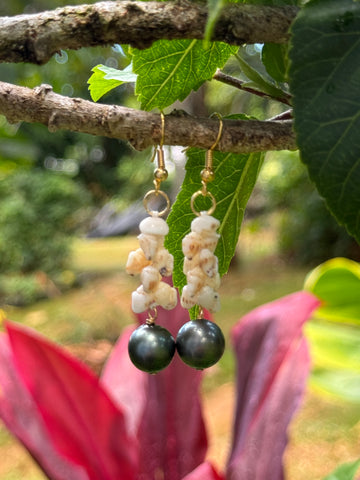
[176,318,225,370]
[128,323,175,374]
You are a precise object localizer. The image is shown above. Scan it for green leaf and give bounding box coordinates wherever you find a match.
[133,40,236,110]
[322,458,360,480]
[310,367,360,403]
[165,126,264,317]
[305,258,360,402]
[306,322,360,374]
[99,64,137,82]
[261,43,289,83]
[289,0,360,242]
[305,257,360,325]
[88,64,137,102]
[205,0,227,43]
[235,53,289,100]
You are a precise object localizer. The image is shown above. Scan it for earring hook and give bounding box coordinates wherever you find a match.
[209,113,223,151]
[190,113,223,217]
[159,112,165,148]
[205,113,223,175]
[150,112,166,162]
[144,112,170,217]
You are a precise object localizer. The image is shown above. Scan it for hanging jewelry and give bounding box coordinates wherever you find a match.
[176,115,225,370]
[127,114,177,373]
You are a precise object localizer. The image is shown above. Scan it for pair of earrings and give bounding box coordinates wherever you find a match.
[126,114,225,374]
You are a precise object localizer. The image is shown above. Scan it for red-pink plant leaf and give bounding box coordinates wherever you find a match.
[136,291,209,479]
[136,351,207,480]
[227,291,319,480]
[0,333,88,480]
[182,461,225,480]
[102,278,208,480]
[101,325,147,439]
[5,321,137,480]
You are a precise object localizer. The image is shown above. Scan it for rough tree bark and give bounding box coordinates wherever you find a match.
[0,81,296,152]
[0,2,298,64]
[0,2,298,151]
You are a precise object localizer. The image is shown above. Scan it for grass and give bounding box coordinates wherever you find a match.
[285,393,360,479]
[71,237,136,273]
[5,237,139,345]
[0,233,359,480]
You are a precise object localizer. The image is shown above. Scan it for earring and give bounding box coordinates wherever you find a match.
[176,115,225,370]
[127,114,177,374]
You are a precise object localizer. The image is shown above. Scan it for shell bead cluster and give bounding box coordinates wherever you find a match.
[181,212,221,313]
[126,216,177,314]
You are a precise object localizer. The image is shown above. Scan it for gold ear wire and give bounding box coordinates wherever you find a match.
[204,113,223,177]
[150,112,165,163]
[191,114,223,217]
[154,113,168,191]
[159,112,165,149]
[209,113,223,151]
[143,113,170,217]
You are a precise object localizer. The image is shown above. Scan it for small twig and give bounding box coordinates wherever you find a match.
[268,109,293,121]
[213,69,292,106]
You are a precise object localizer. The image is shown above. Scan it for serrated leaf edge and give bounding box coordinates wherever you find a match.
[140,39,197,109]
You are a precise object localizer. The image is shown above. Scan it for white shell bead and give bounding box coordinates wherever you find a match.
[181,212,221,311]
[127,214,177,314]
[140,216,169,236]
[137,233,160,261]
[180,285,196,310]
[201,234,219,253]
[141,266,161,293]
[191,213,220,234]
[199,249,218,277]
[126,248,151,276]
[154,248,174,277]
[132,286,153,313]
[197,286,221,313]
[182,232,202,259]
[154,282,178,310]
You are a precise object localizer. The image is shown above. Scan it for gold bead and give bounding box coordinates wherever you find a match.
[201,168,215,183]
[154,168,168,181]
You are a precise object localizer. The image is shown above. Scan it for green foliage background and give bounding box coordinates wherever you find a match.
[0,170,89,304]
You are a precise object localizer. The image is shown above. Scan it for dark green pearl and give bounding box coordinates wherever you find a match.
[128,324,175,374]
[176,319,225,370]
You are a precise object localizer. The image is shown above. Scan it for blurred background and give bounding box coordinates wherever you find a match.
[0,1,359,479]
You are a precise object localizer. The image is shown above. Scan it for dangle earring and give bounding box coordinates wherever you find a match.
[176,116,225,370]
[126,114,177,374]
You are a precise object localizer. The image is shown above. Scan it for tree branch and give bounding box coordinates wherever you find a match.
[213,69,292,106]
[0,81,297,153]
[0,1,299,65]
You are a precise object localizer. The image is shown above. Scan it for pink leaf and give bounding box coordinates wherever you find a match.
[227,292,319,480]
[182,461,225,480]
[136,307,208,480]
[101,325,147,439]
[103,285,208,480]
[0,333,88,480]
[136,352,207,480]
[5,321,137,480]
